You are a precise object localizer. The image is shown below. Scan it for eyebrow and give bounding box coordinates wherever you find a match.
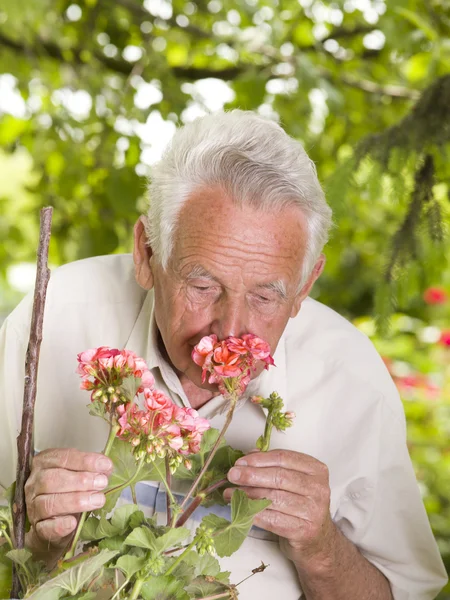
[256,280,288,300]
[184,264,219,282]
[183,264,288,300]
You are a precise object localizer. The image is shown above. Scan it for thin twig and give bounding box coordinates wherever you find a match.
[11,207,52,598]
[177,401,237,519]
[175,477,229,528]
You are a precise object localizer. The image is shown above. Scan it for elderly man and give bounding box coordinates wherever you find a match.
[0,110,447,599]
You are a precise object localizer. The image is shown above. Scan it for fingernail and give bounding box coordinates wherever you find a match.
[235,459,247,466]
[96,458,112,472]
[90,493,105,508]
[94,474,108,489]
[228,467,241,482]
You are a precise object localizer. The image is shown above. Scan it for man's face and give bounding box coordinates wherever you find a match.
[150,188,308,389]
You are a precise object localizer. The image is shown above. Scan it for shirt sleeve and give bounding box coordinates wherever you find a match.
[334,398,448,600]
[0,295,33,491]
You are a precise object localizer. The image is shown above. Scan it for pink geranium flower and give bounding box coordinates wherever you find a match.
[77,347,155,406]
[192,333,275,396]
[440,330,450,347]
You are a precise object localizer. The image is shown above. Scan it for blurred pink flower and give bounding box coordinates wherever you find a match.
[423,287,448,305]
[439,330,450,347]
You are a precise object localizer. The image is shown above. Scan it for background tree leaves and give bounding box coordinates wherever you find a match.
[0,0,449,324]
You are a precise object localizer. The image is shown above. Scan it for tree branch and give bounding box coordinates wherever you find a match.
[11,207,53,598]
[0,30,246,80]
[112,0,212,39]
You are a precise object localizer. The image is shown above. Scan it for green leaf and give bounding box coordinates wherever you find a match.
[80,516,120,541]
[6,548,32,567]
[140,575,190,600]
[0,504,12,527]
[98,535,127,551]
[185,576,230,598]
[27,550,117,600]
[124,526,158,551]
[173,429,222,480]
[1,482,16,507]
[87,399,108,420]
[110,503,140,531]
[178,551,223,578]
[395,8,438,41]
[128,510,146,530]
[0,559,12,598]
[115,554,146,579]
[153,527,190,554]
[96,439,163,515]
[202,490,271,557]
[120,375,142,402]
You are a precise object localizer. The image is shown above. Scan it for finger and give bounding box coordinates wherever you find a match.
[34,516,78,544]
[31,469,109,497]
[235,449,327,476]
[252,508,302,540]
[32,491,106,523]
[227,465,313,495]
[223,486,310,519]
[32,448,113,474]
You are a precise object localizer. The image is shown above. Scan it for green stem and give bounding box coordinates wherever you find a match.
[259,410,274,452]
[64,422,119,560]
[177,394,238,516]
[111,576,131,600]
[164,536,198,576]
[104,422,120,456]
[165,456,172,526]
[2,529,13,550]
[129,577,144,600]
[153,460,177,512]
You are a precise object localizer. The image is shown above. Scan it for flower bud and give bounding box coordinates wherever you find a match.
[92,389,103,399]
[251,395,263,405]
[183,458,192,470]
[131,437,141,447]
[107,386,115,394]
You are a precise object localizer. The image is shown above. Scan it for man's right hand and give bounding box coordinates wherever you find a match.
[24,448,113,551]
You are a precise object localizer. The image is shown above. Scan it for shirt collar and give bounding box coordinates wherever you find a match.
[124,289,289,418]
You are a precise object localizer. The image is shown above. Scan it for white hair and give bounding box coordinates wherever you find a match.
[145,109,333,288]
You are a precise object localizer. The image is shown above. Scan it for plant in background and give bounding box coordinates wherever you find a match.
[354,285,450,598]
[0,334,294,599]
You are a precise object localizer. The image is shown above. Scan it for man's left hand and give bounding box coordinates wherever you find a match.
[225,449,336,569]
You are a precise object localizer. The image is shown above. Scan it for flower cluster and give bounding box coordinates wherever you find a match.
[77,346,210,472]
[192,334,275,396]
[77,347,154,407]
[117,389,210,471]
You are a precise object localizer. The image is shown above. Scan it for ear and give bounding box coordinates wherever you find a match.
[290,254,326,318]
[133,216,154,290]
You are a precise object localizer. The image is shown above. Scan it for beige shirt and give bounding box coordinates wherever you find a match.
[0,254,447,599]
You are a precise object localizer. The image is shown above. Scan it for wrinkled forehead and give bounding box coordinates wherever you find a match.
[170,187,308,283]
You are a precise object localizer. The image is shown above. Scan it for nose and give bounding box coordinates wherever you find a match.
[210,296,248,340]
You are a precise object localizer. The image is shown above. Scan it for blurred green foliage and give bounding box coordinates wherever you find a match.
[0,0,449,320]
[355,288,450,598]
[0,0,450,592]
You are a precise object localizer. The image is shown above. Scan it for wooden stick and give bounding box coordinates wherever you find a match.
[11,207,52,598]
